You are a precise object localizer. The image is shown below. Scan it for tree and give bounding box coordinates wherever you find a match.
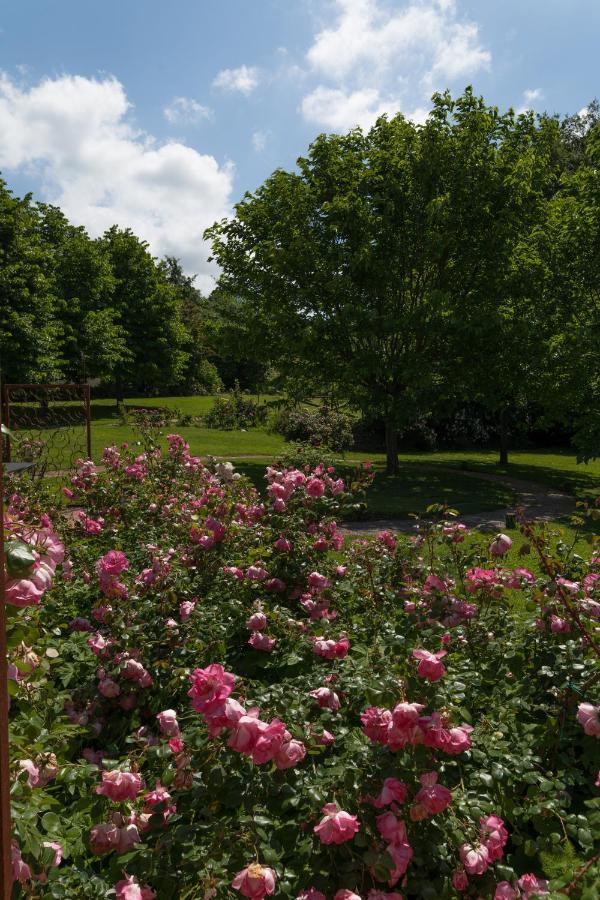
[207,89,561,472]
[0,180,62,384]
[100,228,189,399]
[37,204,126,383]
[520,124,600,461]
[433,93,562,464]
[207,109,457,473]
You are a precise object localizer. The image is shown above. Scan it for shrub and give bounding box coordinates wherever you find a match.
[205,385,267,430]
[271,406,354,453]
[3,442,600,897]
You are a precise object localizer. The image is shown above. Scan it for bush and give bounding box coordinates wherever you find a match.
[205,385,267,430]
[271,406,354,452]
[3,442,600,897]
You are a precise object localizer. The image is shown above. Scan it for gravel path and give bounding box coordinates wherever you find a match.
[343,466,576,534]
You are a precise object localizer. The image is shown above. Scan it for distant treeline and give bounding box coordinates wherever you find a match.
[0,184,268,398]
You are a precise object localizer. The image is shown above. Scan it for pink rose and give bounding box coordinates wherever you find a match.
[333,892,362,900]
[490,533,512,557]
[188,664,235,714]
[494,883,520,900]
[89,822,121,855]
[157,709,179,737]
[248,632,276,652]
[409,772,452,820]
[247,611,267,631]
[42,840,63,867]
[232,864,277,899]
[115,875,156,899]
[412,648,447,681]
[376,812,407,844]
[247,565,268,581]
[459,843,490,876]
[306,478,325,498]
[275,537,292,552]
[308,572,330,592]
[11,842,31,882]
[250,719,287,764]
[5,578,44,608]
[228,715,263,755]
[314,803,360,844]
[96,769,143,802]
[577,703,600,737]
[369,777,408,808]
[98,677,120,698]
[309,687,341,711]
[96,550,129,577]
[275,738,306,769]
[452,869,469,891]
[297,890,326,900]
[480,814,508,861]
[517,874,549,896]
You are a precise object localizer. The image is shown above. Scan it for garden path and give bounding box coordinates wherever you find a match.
[343,466,576,534]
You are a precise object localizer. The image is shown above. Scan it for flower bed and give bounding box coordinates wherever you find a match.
[4,437,600,898]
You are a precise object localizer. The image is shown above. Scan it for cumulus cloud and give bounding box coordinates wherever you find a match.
[213,65,260,95]
[515,87,544,115]
[164,96,212,124]
[302,0,491,131]
[251,130,268,152]
[0,72,234,292]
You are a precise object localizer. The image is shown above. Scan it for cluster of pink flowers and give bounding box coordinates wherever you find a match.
[89,813,141,855]
[11,839,62,885]
[409,772,452,821]
[188,664,306,769]
[492,874,549,898]
[264,464,344,512]
[457,814,509,882]
[96,549,129,599]
[361,702,473,755]
[5,520,64,608]
[190,515,227,550]
[312,635,350,659]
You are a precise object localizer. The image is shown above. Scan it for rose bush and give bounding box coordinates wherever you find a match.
[3,437,600,898]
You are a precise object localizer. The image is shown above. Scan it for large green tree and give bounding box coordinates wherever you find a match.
[37,204,127,383]
[100,228,189,399]
[0,180,62,384]
[206,90,559,471]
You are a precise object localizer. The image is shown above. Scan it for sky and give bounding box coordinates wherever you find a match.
[0,0,598,292]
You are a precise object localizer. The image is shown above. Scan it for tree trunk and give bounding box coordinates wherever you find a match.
[499,408,509,466]
[115,375,124,404]
[385,417,399,475]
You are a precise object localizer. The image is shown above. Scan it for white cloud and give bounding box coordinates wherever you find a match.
[516,87,544,114]
[164,96,212,124]
[302,0,491,130]
[251,130,268,152]
[301,86,399,131]
[0,72,234,292]
[213,65,260,95]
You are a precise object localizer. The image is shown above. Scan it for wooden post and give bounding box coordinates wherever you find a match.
[0,439,13,898]
[84,384,92,460]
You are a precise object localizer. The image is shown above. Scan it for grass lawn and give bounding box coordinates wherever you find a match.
[6,394,600,521]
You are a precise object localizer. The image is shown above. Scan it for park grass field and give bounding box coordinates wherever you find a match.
[7,393,600,521]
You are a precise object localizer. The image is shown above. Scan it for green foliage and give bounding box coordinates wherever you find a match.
[204,385,268,430]
[270,405,354,452]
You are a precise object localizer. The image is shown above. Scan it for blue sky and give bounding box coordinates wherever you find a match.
[0,0,598,290]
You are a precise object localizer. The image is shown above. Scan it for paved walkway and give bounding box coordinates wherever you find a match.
[343,466,576,534]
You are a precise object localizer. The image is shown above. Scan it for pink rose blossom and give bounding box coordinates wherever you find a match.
[577,703,600,737]
[157,709,179,737]
[490,533,512,557]
[247,612,267,631]
[494,883,520,900]
[274,738,306,769]
[310,687,341,711]
[306,478,325,498]
[188,664,235,714]
[369,778,408,808]
[452,870,469,891]
[409,772,452,820]
[314,803,360,844]
[232,864,277,899]
[297,891,326,900]
[459,843,490,876]
[248,632,276,652]
[412,648,447,681]
[96,769,143,801]
[115,875,156,899]
[517,874,549,896]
